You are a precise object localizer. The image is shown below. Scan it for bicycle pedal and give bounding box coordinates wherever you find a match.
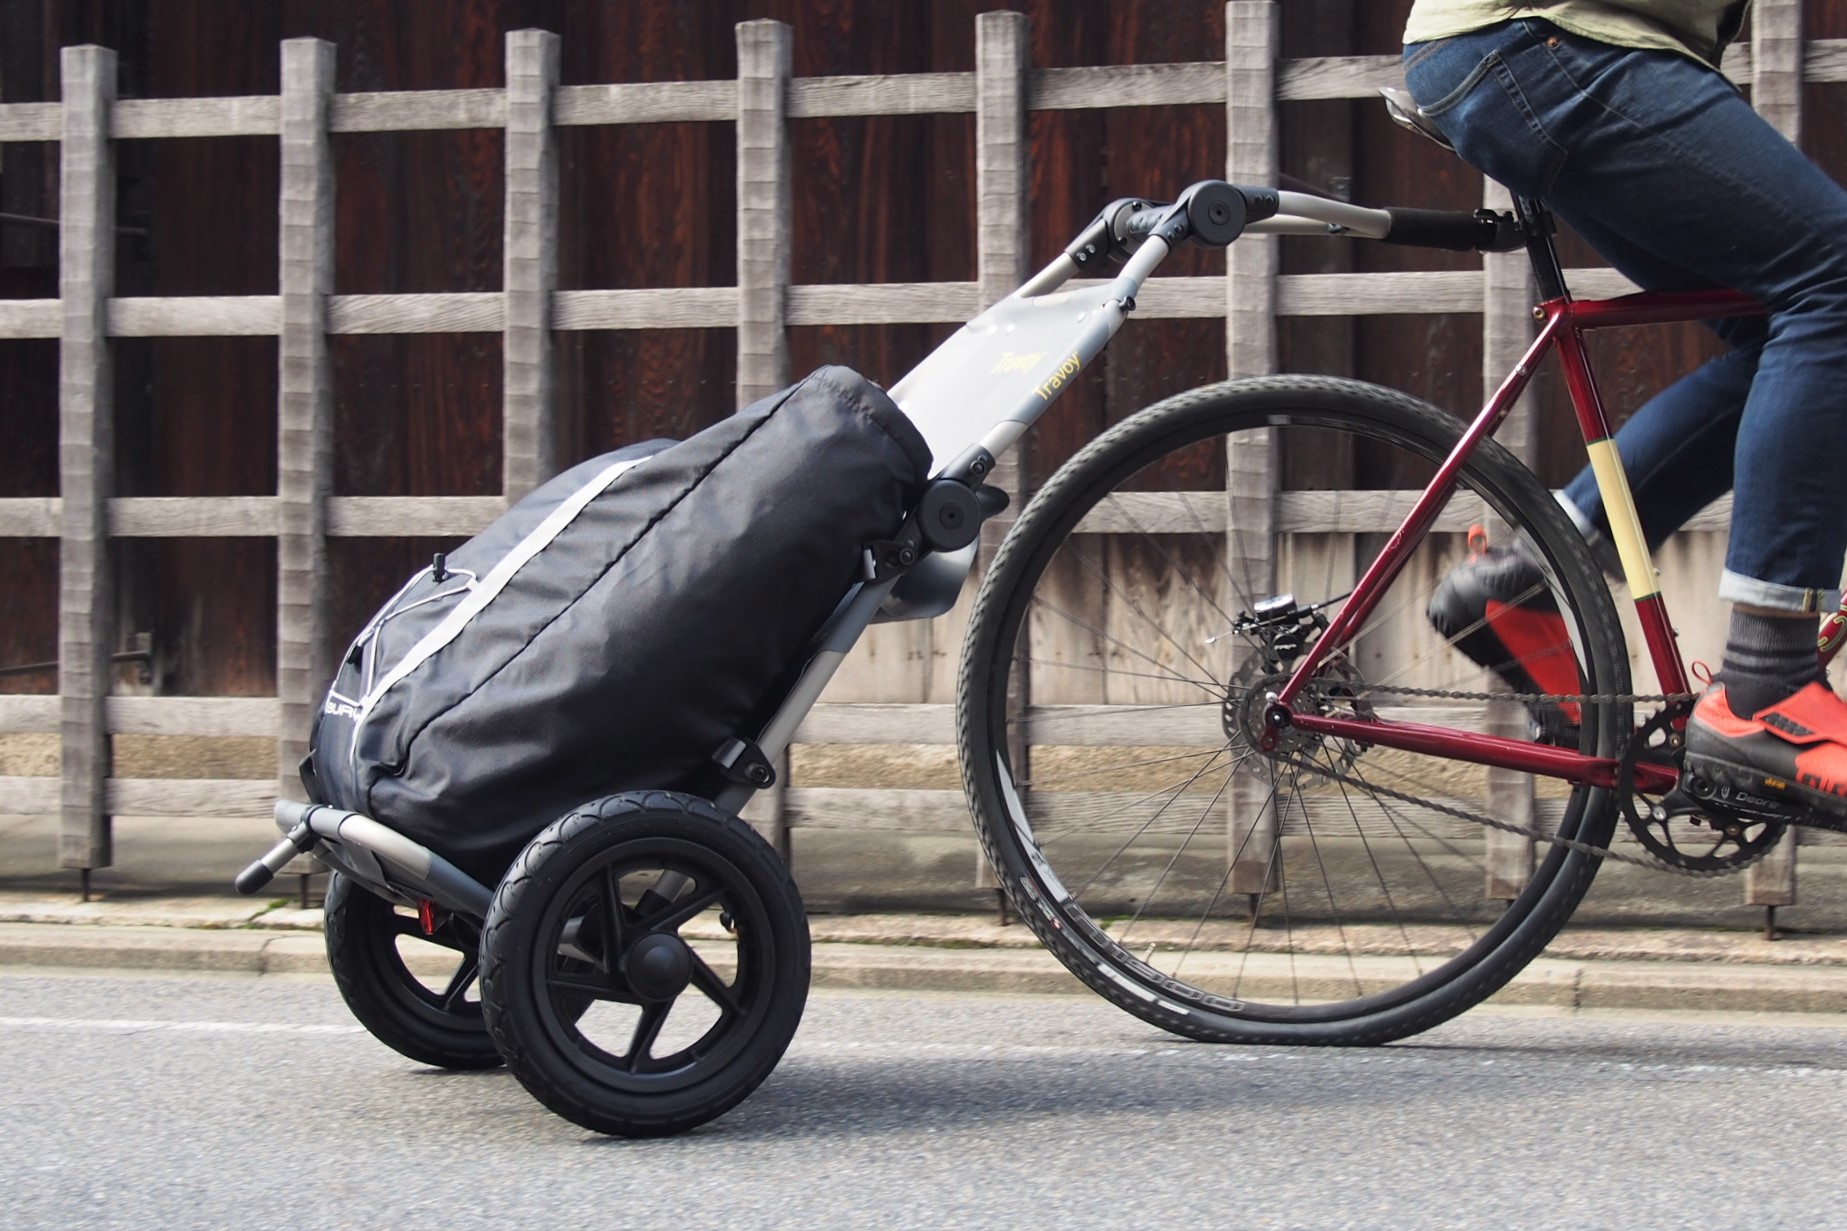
[1682,765,1847,835]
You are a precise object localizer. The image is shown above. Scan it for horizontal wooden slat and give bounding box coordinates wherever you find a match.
[0,102,57,141]
[107,777,277,817]
[1277,54,1401,101]
[1032,62,1222,109]
[787,282,979,325]
[784,787,972,831]
[1808,40,1847,80]
[791,72,974,116]
[4,40,1846,152]
[0,498,59,536]
[329,292,504,334]
[0,776,58,812]
[6,696,283,737]
[1561,267,1642,299]
[325,496,506,537]
[1680,494,1732,533]
[12,488,1729,543]
[1075,491,1227,534]
[1021,703,1489,747]
[110,497,278,537]
[1280,270,1482,316]
[330,88,504,132]
[553,287,739,331]
[0,299,60,338]
[108,296,279,336]
[0,268,1660,345]
[554,80,736,125]
[112,95,280,138]
[106,696,280,736]
[1276,489,1493,534]
[795,703,956,744]
[0,697,59,734]
[1120,275,1225,318]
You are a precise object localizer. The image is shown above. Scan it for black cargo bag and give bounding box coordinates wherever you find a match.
[305,365,932,882]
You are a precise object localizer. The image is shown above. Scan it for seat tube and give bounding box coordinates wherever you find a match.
[1552,308,1690,696]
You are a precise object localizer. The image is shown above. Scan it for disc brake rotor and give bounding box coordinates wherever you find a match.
[1223,655,1374,789]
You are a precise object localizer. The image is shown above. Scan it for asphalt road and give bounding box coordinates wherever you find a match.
[5,969,1846,1230]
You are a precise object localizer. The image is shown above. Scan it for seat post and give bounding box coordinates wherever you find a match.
[1515,197,1570,301]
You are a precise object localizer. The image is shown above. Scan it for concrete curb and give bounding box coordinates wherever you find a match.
[7,916,1847,1014]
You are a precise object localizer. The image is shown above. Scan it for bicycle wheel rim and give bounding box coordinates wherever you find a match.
[960,378,1625,1036]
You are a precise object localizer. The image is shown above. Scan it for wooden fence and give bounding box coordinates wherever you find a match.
[0,1,1837,913]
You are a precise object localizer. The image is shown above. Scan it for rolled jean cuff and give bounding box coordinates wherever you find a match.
[1557,491,1622,578]
[1718,569,1842,614]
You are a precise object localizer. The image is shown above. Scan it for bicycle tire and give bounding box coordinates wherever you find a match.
[323,871,501,1070]
[958,376,1628,1045]
[479,791,810,1137]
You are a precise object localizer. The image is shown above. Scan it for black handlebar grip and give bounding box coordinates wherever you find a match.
[234,823,314,895]
[1383,207,1524,253]
[235,860,278,896]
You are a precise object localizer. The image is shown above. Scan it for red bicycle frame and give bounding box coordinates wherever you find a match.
[1266,285,1763,797]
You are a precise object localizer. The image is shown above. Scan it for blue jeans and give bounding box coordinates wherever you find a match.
[1404,19,1847,613]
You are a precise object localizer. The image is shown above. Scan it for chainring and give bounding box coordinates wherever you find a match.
[1618,701,1785,873]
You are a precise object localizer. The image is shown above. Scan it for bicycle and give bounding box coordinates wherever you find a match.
[958,94,1847,1051]
[238,95,1844,1134]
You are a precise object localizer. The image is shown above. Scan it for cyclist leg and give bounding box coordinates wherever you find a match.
[1407,18,1847,813]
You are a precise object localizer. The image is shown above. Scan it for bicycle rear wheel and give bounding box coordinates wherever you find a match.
[958,376,1629,1045]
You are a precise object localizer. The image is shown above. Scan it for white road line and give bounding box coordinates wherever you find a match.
[0,1016,363,1036]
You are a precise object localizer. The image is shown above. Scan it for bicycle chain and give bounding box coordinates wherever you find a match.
[1269,682,1738,879]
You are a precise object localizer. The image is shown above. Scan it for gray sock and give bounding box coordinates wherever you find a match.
[1720,608,1820,717]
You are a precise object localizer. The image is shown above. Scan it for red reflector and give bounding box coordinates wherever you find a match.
[418,898,436,935]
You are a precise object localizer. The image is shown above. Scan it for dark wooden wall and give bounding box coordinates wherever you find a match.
[3,0,1845,697]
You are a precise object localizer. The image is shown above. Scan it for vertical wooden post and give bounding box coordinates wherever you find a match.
[276,38,336,808]
[1746,0,1804,915]
[736,20,791,408]
[1481,178,1537,898]
[974,9,1031,903]
[735,19,793,855]
[1224,1,1280,901]
[58,45,117,874]
[504,29,559,500]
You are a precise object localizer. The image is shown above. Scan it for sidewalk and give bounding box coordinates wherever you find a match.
[9,887,1847,1015]
[10,812,1847,1014]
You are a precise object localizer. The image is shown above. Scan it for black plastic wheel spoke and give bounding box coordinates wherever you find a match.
[637,885,725,935]
[599,868,628,961]
[438,950,480,1009]
[623,1002,672,1073]
[687,952,745,1020]
[547,972,633,1004]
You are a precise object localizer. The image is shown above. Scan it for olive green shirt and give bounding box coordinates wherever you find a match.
[1403,1,1750,66]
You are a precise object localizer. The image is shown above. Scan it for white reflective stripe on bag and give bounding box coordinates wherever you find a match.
[346,455,651,762]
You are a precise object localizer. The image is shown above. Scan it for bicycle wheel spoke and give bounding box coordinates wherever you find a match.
[961,383,1622,1041]
[1073,749,1237,900]
[1025,594,1225,691]
[1112,763,1233,948]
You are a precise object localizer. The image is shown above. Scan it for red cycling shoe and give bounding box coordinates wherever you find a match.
[1684,681,1847,820]
[1427,543,1581,742]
